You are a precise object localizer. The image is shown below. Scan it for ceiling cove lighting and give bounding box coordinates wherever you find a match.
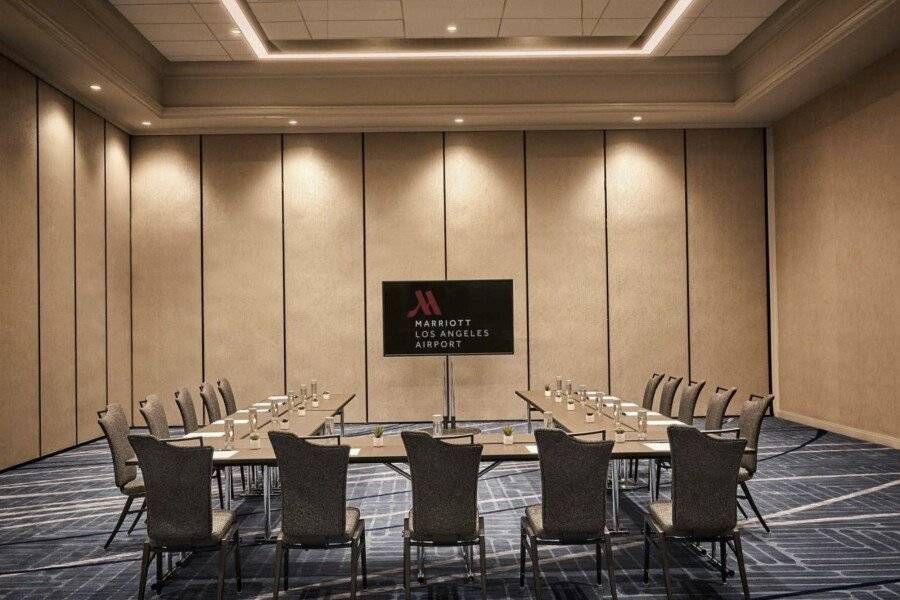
[141,121,152,126]
[221,0,694,60]
[454,117,464,124]
[288,119,298,125]
[89,83,102,91]
[446,25,458,33]
[632,115,643,121]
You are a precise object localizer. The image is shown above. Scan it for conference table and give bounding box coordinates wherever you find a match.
[131,389,682,540]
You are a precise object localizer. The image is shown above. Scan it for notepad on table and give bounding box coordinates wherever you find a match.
[349,448,361,456]
[621,402,638,408]
[213,419,248,425]
[213,450,238,459]
[643,442,670,452]
[268,395,288,402]
[525,444,538,454]
[253,402,273,408]
[184,431,224,438]
[648,419,683,426]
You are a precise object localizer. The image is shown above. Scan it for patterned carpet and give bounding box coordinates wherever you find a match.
[1,417,898,599]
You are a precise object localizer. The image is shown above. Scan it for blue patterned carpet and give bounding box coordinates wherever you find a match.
[1,417,898,599]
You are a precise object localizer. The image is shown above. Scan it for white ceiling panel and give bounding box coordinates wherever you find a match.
[402,0,505,21]
[327,0,402,20]
[116,4,202,23]
[601,0,664,19]
[582,0,611,19]
[299,0,328,21]
[592,18,650,36]
[405,17,501,38]
[134,22,214,41]
[700,0,787,18]
[500,18,584,36]
[249,1,304,22]
[686,17,765,35]
[327,19,405,38]
[667,33,745,55]
[262,21,312,39]
[503,0,582,19]
[193,3,234,23]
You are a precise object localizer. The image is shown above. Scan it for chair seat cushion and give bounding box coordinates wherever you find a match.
[282,507,360,545]
[738,467,752,483]
[121,477,145,496]
[649,501,675,534]
[525,504,544,535]
[407,509,478,543]
[211,509,236,542]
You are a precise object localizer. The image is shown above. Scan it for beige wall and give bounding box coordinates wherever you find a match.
[773,49,900,447]
[0,56,129,469]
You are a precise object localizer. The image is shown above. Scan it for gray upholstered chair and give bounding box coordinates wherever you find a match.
[268,432,367,599]
[129,434,241,600]
[199,381,222,424]
[643,426,750,600]
[401,431,486,600]
[704,386,738,431]
[676,379,706,426]
[216,378,238,416]
[174,388,199,434]
[139,395,170,439]
[521,429,617,599]
[734,394,774,532]
[657,376,683,418]
[642,372,666,410]
[97,404,146,549]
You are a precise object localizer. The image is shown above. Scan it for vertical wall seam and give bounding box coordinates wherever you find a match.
[35,78,42,454]
[522,131,531,389]
[361,133,369,422]
[103,120,108,409]
[763,128,775,410]
[441,132,450,398]
[128,132,134,423]
[199,136,205,393]
[602,130,612,393]
[281,134,287,394]
[72,98,78,443]
[683,129,692,383]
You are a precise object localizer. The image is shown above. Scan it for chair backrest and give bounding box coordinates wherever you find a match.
[704,386,737,431]
[269,431,350,543]
[535,429,613,539]
[676,380,706,425]
[657,376,683,417]
[642,372,665,410]
[129,435,213,547]
[216,378,238,416]
[401,431,483,543]
[175,388,199,434]
[737,394,774,474]
[97,403,137,489]
[199,382,221,423]
[139,395,170,439]
[669,426,746,537]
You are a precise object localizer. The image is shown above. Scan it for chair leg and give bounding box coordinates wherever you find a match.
[361,526,368,588]
[595,541,602,586]
[127,497,146,535]
[272,541,284,600]
[156,548,163,591]
[519,521,526,588]
[658,533,674,600]
[740,482,770,533]
[736,500,748,518]
[479,535,488,600]
[655,462,662,498]
[403,537,411,600]
[733,531,751,600]
[137,542,151,600]
[216,545,227,600]
[283,547,289,590]
[720,539,727,582]
[239,466,246,491]
[105,495,134,549]
[233,530,242,591]
[215,469,224,510]
[350,539,358,600]
[528,536,543,600]
[604,536,618,600]
[643,522,651,584]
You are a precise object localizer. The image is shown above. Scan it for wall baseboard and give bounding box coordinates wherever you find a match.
[776,409,900,449]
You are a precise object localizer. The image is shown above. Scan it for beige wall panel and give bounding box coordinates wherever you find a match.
[445,132,528,420]
[606,130,689,406]
[284,134,366,421]
[525,131,608,394]
[38,82,76,454]
[687,129,768,416]
[365,133,445,422]
[202,135,284,406]
[105,125,131,423]
[74,105,106,442]
[0,57,39,468]
[132,136,202,423]
[774,50,900,442]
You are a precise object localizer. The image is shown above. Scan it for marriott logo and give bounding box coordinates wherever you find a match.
[406,289,442,318]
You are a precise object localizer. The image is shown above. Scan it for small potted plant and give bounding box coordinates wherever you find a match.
[279,417,290,430]
[296,400,306,416]
[322,390,331,400]
[566,395,576,411]
[585,409,595,423]
[372,426,384,447]
[312,395,320,408]
[615,426,625,442]
[502,425,514,445]
[544,384,552,398]
[249,432,261,450]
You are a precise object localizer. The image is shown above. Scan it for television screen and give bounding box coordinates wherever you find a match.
[382,279,514,356]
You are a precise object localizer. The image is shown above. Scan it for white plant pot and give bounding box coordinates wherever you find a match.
[585,414,595,423]
[566,402,575,411]
[323,392,331,400]
[502,434,514,445]
[297,409,306,416]
[312,400,320,408]
[250,439,261,449]
[279,421,290,430]
[544,390,551,397]
[373,436,384,447]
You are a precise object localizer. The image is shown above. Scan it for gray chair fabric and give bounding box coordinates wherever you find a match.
[175,388,199,434]
[402,431,483,543]
[657,376,683,418]
[98,403,139,490]
[737,394,773,475]
[199,382,222,423]
[216,378,238,416]
[676,380,706,426]
[139,395,170,439]
[642,373,665,410]
[704,386,737,431]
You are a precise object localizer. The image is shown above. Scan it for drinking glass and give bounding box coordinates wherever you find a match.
[310,380,319,397]
[637,409,648,441]
[270,399,278,419]
[300,384,308,400]
[564,379,573,395]
[577,384,587,399]
[555,376,562,392]
[432,414,443,437]
[324,416,335,436]
[612,398,622,426]
[542,411,554,429]
[248,408,258,433]
[224,419,235,450]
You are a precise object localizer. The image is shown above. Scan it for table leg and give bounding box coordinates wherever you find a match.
[649,458,657,502]
[263,465,272,540]
[340,409,346,435]
[417,545,425,583]
[224,467,233,510]
[611,459,620,532]
[526,404,532,433]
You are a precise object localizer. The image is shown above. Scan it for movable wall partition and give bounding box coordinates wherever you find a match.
[130,128,770,425]
[0,56,131,469]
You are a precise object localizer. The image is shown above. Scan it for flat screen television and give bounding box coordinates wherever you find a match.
[382,279,514,356]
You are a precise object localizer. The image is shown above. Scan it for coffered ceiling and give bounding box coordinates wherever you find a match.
[109,0,787,61]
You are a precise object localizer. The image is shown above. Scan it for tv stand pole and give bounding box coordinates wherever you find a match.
[443,356,457,429]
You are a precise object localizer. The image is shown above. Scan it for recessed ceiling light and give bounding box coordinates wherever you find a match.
[230,27,241,36]
[288,119,298,126]
[141,121,152,127]
[446,24,458,32]
[632,115,643,122]
[89,84,102,91]
[454,117,464,124]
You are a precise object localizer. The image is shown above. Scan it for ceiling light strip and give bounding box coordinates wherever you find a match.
[221,0,693,61]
